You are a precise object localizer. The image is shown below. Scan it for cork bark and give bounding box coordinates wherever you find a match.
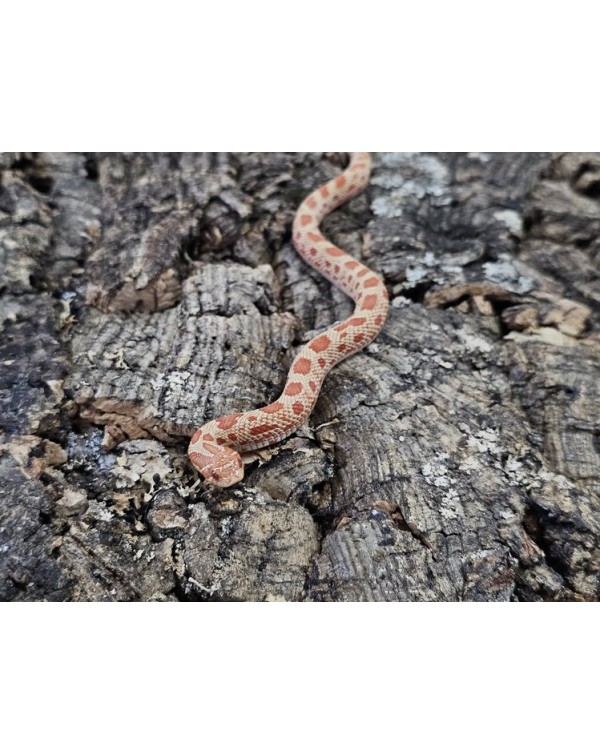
[1,151,599,601]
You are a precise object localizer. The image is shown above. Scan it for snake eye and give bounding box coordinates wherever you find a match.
[212,471,220,481]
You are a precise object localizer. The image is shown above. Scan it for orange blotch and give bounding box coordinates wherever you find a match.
[354,333,366,342]
[308,231,322,242]
[250,423,279,436]
[309,247,317,256]
[364,277,380,288]
[293,357,312,375]
[348,316,367,327]
[215,413,242,430]
[300,214,312,227]
[318,357,326,367]
[326,246,344,257]
[292,402,304,415]
[216,438,226,445]
[310,335,331,353]
[335,317,367,332]
[204,433,214,442]
[345,260,359,270]
[375,315,384,326]
[306,196,317,209]
[284,383,303,396]
[361,294,378,310]
[309,380,317,391]
[191,429,203,444]
[227,432,238,441]
[357,268,368,277]
[337,344,349,352]
[335,175,346,189]
[320,186,329,198]
[260,401,284,414]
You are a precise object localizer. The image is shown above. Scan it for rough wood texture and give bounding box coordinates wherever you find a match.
[1,152,598,601]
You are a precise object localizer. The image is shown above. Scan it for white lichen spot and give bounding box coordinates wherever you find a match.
[505,457,523,474]
[166,370,191,387]
[421,461,451,488]
[440,488,461,519]
[493,209,523,234]
[483,254,535,294]
[152,371,191,393]
[406,266,427,284]
[498,509,516,521]
[113,440,172,490]
[391,296,412,308]
[442,488,460,506]
[439,263,464,277]
[467,428,502,454]
[95,507,114,522]
[456,328,493,354]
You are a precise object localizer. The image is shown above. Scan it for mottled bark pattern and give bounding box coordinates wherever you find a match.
[1,152,598,601]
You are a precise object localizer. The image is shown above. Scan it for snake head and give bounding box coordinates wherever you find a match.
[187,435,244,487]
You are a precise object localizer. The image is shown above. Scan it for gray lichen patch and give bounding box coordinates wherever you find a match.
[482,255,537,294]
[369,153,552,299]
[371,153,450,212]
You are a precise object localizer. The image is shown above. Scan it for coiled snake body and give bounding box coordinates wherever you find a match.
[188,152,389,486]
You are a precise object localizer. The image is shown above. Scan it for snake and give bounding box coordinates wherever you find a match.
[188,152,389,487]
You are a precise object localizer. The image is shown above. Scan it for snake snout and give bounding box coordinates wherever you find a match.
[188,438,244,487]
[206,457,244,488]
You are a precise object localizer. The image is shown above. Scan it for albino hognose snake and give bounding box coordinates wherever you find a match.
[188,152,389,486]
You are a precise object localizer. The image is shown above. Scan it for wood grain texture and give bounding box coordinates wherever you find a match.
[1,152,598,601]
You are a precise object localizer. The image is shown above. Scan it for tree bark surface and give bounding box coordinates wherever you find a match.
[1,151,599,601]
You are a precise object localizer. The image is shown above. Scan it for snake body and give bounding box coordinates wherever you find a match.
[188,152,389,487]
